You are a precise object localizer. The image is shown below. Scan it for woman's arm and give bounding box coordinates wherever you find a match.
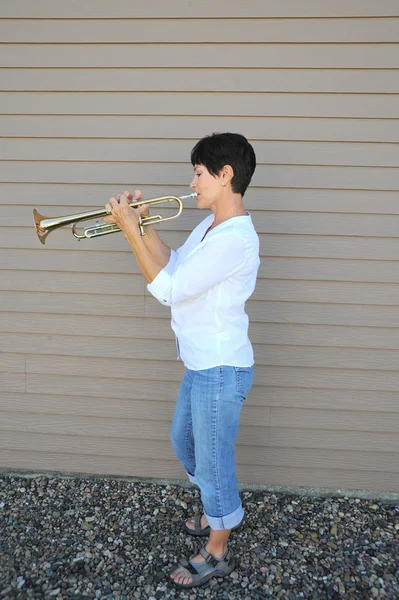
[148,231,259,306]
[119,190,173,266]
[140,222,173,266]
[104,191,170,283]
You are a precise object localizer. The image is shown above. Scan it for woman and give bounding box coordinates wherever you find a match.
[104,132,260,589]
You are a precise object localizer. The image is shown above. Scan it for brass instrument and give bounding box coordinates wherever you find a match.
[33,193,196,245]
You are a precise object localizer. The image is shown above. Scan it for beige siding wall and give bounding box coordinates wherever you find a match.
[1,1,398,493]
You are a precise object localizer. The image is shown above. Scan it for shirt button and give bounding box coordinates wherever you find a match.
[163,299,167,303]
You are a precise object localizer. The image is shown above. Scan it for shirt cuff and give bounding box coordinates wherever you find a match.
[146,251,176,306]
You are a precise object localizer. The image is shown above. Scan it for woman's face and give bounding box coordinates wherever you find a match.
[190,164,223,209]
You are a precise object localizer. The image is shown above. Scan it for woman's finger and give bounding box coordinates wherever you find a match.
[123,190,133,202]
[134,189,143,202]
[119,193,130,206]
[105,196,118,214]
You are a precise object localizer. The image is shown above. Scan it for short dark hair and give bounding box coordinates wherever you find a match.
[190,132,256,196]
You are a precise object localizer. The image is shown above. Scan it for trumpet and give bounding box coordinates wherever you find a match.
[33,193,196,245]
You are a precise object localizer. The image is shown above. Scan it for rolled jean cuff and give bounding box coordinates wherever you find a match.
[204,503,244,531]
[187,472,198,486]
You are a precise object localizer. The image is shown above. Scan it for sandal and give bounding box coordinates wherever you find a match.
[170,546,235,589]
[184,513,210,537]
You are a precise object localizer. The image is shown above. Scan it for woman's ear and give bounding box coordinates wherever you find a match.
[220,164,234,186]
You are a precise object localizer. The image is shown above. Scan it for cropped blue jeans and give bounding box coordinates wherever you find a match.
[170,365,254,531]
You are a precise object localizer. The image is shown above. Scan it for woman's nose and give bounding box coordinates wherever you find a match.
[190,177,196,189]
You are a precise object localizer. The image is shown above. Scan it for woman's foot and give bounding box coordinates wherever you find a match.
[169,545,234,588]
[185,513,210,536]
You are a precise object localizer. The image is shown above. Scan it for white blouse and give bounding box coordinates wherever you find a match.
[147,213,260,370]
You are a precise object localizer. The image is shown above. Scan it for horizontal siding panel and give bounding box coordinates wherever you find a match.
[241,465,399,491]
[259,234,399,258]
[1,163,398,191]
[2,270,398,305]
[2,332,399,369]
[1,398,397,433]
[253,345,399,371]
[0,450,184,480]
[0,315,174,342]
[249,303,399,327]
[3,139,399,168]
[0,449,395,492]
[3,249,399,284]
[2,0,398,18]
[17,352,399,390]
[4,331,399,369]
[259,257,399,284]
[0,413,173,440]
[1,92,398,118]
[7,377,399,413]
[253,279,399,305]
[2,394,398,429]
[251,367,399,390]
[1,409,398,440]
[1,18,398,43]
[0,270,146,295]
[2,44,399,69]
[9,205,399,235]
[0,394,180,418]
[158,299,399,327]
[0,291,146,317]
[4,185,399,216]
[0,429,397,469]
[250,323,399,350]
[0,372,25,392]
[270,407,399,433]
[1,352,25,372]
[0,249,142,274]
[1,116,398,143]
[0,430,175,460]
[2,292,398,327]
[0,226,180,253]
[3,227,399,261]
[3,317,399,349]
[2,385,399,414]
[20,335,176,362]
[248,388,399,413]
[22,354,399,391]
[21,351,399,392]
[3,68,399,94]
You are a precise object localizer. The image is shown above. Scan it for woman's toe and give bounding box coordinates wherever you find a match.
[170,566,191,585]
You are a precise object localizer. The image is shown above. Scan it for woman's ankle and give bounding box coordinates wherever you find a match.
[205,542,228,558]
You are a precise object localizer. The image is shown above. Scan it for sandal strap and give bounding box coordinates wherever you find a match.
[194,513,202,534]
[178,558,200,575]
[178,557,215,578]
[199,547,232,570]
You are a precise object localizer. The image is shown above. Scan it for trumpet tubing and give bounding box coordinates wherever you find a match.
[33,193,196,245]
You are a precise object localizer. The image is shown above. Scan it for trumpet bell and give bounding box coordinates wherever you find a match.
[33,209,51,245]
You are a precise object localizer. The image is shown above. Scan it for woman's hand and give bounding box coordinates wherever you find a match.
[104,189,150,233]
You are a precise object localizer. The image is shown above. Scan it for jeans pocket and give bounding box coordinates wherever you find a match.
[234,366,254,399]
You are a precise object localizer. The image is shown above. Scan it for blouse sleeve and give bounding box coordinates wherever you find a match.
[147,232,253,306]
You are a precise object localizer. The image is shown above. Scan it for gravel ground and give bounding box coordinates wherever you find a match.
[0,475,398,600]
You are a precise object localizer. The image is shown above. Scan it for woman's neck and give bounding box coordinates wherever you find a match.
[210,193,246,228]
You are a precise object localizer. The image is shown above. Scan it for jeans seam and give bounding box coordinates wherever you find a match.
[211,367,223,526]
[184,418,194,467]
